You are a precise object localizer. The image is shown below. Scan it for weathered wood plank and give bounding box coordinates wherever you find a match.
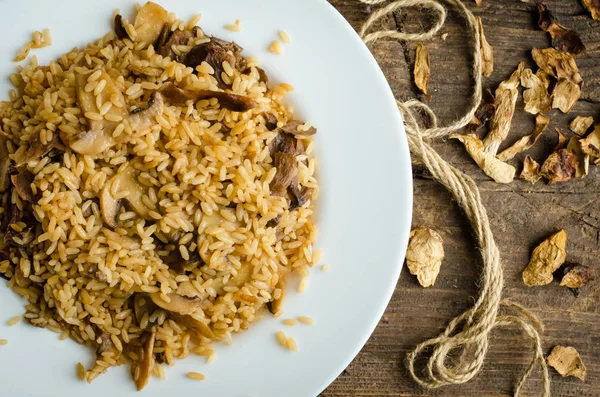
[324,0,600,396]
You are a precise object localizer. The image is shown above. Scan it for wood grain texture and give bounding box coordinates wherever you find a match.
[323,1,600,396]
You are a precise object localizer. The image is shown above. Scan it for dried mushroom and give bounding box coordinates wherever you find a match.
[270,153,297,196]
[537,3,585,55]
[406,228,444,288]
[159,82,256,112]
[113,14,130,40]
[554,128,569,151]
[520,68,551,114]
[522,229,567,287]
[546,345,586,381]
[582,0,600,20]
[477,17,494,77]
[184,38,244,88]
[497,113,549,161]
[566,137,589,178]
[569,116,594,136]
[100,164,154,227]
[541,149,579,183]
[532,48,583,113]
[451,134,516,183]
[267,282,285,314]
[135,327,157,391]
[281,120,317,137]
[9,166,37,203]
[128,63,163,77]
[133,2,168,44]
[148,292,202,316]
[520,155,542,184]
[559,263,595,295]
[579,124,600,160]
[0,136,10,192]
[129,92,164,131]
[158,28,196,61]
[414,44,430,100]
[483,62,524,155]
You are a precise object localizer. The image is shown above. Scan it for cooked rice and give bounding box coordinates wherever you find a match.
[0,339,8,346]
[0,1,318,390]
[225,20,241,33]
[186,372,206,381]
[286,336,298,352]
[77,362,86,381]
[279,30,291,44]
[282,318,297,326]
[7,315,20,326]
[297,316,314,325]
[276,330,287,348]
[298,277,308,292]
[322,264,329,272]
[268,40,283,55]
[14,29,52,62]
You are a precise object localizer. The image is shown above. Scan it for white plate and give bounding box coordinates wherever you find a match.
[0,1,412,396]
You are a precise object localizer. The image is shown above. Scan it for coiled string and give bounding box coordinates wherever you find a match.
[357,1,550,395]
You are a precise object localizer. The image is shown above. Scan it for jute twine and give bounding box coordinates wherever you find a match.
[357,0,551,395]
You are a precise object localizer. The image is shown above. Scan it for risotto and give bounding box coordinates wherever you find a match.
[0,1,318,390]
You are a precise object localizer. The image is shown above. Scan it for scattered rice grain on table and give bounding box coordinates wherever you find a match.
[225,19,242,32]
[297,316,314,325]
[0,1,319,390]
[269,40,283,55]
[279,30,292,44]
[282,318,297,326]
[7,315,20,326]
[77,363,86,381]
[286,336,298,352]
[276,330,288,348]
[186,372,206,381]
[0,339,8,346]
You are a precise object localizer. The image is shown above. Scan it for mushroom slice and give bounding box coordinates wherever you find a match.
[159,82,256,112]
[128,63,163,77]
[100,164,153,227]
[270,153,297,196]
[148,292,202,316]
[129,92,164,132]
[134,2,168,45]
[135,327,156,391]
[71,71,127,155]
[170,312,215,339]
[184,38,245,87]
[157,28,200,61]
[281,120,317,137]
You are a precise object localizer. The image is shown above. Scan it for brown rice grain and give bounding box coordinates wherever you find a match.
[282,319,298,326]
[7,315,20,326]
[187,372,206,381]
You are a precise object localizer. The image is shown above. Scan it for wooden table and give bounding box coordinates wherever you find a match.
[323,1,600,396]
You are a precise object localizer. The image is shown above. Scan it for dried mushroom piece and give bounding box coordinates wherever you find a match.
[546,346,586,381]
[532,48,583,113]
[537,3,585,55]
[135,327,157,391]
[9,166,37,204]
[497,113,550,161]
[414,44,431,100]
[569,116,594,136]
[520,155,542,184]
[520,68,551,114]
[554,128,569,151]
[559,263,595,295]
[582,0,600,20]
[522,229,567,287]
[157,28,197,61]
[477,17,494,77]
[129,92,164,131]
[159,82,256,112]
[406,228,444,288]
[483,62,524,155]
[566,137,589,178]
[280,120,317,137]
[270,153,297,196]
[113,14,130,40]
[133,2,168,45]
[451,134,516,183]
[184,38,244,88]
[541,149,579,183]
[148,292,202,316]
[579,125,600,160]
